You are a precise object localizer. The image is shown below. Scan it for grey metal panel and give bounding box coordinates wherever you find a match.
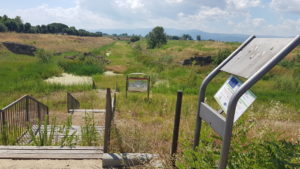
[221,38,294,78]
[199,103,226,138]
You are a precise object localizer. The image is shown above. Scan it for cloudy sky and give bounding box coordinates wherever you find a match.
[0,0,299,36]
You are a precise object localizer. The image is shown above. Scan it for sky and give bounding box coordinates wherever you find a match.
[0,0,299,36]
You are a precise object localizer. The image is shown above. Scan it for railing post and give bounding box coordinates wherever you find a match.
[67,93,69,114]
[1,110,5,130]
[104,88,113,153]
[25,96,29,122]
[147,76,150,100]
[113,93,116,114]
[125,76,128,98]
[171,91,183,167]
[37,103,41,121]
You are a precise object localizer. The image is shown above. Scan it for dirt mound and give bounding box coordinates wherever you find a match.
[2,42,36,56]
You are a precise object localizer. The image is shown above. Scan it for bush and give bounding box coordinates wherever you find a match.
[35,49,52,63]
[214,49,232,64]
[130,35,140,42]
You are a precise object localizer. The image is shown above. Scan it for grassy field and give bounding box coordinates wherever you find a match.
[0,33,299,168]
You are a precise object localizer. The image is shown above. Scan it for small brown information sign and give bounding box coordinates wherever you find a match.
[126,73,150,99]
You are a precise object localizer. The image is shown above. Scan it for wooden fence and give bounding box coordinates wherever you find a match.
[67,92,80,114]
[104,88,117,153]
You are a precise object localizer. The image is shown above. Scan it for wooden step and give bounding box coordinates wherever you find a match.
[70,109,106,113]
[0,146,103,159]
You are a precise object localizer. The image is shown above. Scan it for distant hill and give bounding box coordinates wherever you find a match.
[97,28,284,42]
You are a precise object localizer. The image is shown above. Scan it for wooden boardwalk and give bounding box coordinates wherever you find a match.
[0,146,103,159]
[70,109,106,113]
[18,125,105,145]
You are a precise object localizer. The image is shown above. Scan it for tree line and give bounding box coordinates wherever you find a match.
[0,15,102,37]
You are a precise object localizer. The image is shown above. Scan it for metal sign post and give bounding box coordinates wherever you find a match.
[193,35,300,169]
[126,73,150,100]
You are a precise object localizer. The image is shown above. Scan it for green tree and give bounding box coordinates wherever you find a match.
[40,25,48,33]
[65,26,78,35]
[0,23,8,32]
[29,26,37,33]
[95,31,102,37]
[4,20,19,32]
[182,34,193,40]
[24,22,31,33]
[147,26,167,48]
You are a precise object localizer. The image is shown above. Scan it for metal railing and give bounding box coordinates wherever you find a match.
[0,95,49,139]
[67,92,80,114]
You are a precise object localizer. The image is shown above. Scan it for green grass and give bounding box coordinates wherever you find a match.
[58,60,104,75]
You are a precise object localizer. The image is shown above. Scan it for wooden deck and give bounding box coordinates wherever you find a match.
[18,125,105,145]
[0,146,103,159]
[70,109,106,113]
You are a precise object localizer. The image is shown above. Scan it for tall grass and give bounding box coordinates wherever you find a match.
[0,124,20,145]
[28,116,56,146]
[80,113,100,146]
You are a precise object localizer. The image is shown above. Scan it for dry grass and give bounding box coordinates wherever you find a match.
[0,32,114,52]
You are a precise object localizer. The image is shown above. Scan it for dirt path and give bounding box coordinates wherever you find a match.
[71,111,105,126]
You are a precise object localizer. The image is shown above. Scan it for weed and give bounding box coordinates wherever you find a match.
[35,49,52,63]
[28,116,56,146]
[0,124,20,145]
[59,115,77,146]
[80,113,100,146]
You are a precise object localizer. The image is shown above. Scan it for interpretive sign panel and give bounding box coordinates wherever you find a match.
[126,73,150,99]
[214,76,256,122]
[128,78,148,92]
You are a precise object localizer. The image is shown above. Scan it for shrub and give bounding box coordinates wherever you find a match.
[130,35,140,43]
[35,49,52,63]
[214,49,232,64]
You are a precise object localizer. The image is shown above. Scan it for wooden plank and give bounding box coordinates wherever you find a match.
[70,109,106,113]
[0,153,102,159]
[0,150,103,154]
[0,146,103,150]
[0,146,103,159]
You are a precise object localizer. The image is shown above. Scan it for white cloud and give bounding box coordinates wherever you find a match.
[115,0,144,9]
[226,0,260,9]
[270,0,300,13]
[165,0,184,4]
[0,0,299,36]
[11,4,126,29]
[197,6,229,19]
[252,18,264,27]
